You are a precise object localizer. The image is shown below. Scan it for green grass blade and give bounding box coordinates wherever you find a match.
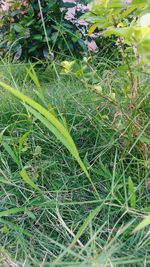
[24,104,73,153]
[25,63,43,96]
[24,104,99,198]
[128,177,136,209]
[2,142,20,166]
[0,207,26,217]
[0,81,98,196]
[133,214,150,233]
[20,168,41,192]
[0,82,80,159]
[70,205,102,248]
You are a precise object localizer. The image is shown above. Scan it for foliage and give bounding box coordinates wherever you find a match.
[83,0,150,99]
[0,77,97,193]
[0,0,89,60]
[0,62,149,265]
[61,0,150,148]
[0,1,149,265]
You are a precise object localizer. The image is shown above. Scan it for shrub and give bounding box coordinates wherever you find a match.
[0,0,89,60]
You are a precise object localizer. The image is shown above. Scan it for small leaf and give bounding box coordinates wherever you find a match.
[19,131,30,152]
[109,92,116,100]
[33,34,43,41]
[1,225,9,233]
[25,210,36,220]
[88,23,99,35]
[63,2,76,8]
[13,23,24,33]
[25,64,43,96]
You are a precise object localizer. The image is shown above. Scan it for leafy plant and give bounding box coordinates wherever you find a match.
[83,0,150,108]
[62,0,150,153]
[0,0,89,60]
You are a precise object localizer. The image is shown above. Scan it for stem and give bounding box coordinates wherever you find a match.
[119,37,138,109]
[111,15,138,109]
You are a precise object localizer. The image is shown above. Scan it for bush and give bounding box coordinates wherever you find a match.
[0,0,89,60]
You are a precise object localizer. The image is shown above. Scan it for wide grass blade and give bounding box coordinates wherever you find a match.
[0,81,99,196]
[0,207,26,217]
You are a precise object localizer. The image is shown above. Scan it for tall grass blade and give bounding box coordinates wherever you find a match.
[25,63,43,96]
[0,81,99,196]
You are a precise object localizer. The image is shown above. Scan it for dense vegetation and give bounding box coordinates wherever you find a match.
[0,0,150,266]
[0,0,91,59]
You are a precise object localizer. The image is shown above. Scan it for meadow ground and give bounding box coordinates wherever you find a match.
[0,60,150,267]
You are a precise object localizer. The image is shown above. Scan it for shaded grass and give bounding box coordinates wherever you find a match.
[0,61,150,266]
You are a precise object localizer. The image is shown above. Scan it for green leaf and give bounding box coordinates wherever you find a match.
[128,177,136,209]
[20,168,41,191]
[0,207,26,217]
[19,131,30,152]
[25,210,36,220]
[88,23,99,35]
[13,23,24,33]
[63,2,76,8]
[33,34,43,41]
[0,126,9,143]
[25,64,43,96]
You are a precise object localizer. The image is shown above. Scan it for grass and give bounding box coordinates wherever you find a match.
[0,60,150,267]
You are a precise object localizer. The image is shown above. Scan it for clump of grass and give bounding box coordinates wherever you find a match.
[0,60,150,267]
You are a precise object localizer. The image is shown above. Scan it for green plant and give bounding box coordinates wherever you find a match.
[0,64,100,197]
[83,0,150,107]
[0,0,89,60]
[0,62,149,266]
[60,0,150,155]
